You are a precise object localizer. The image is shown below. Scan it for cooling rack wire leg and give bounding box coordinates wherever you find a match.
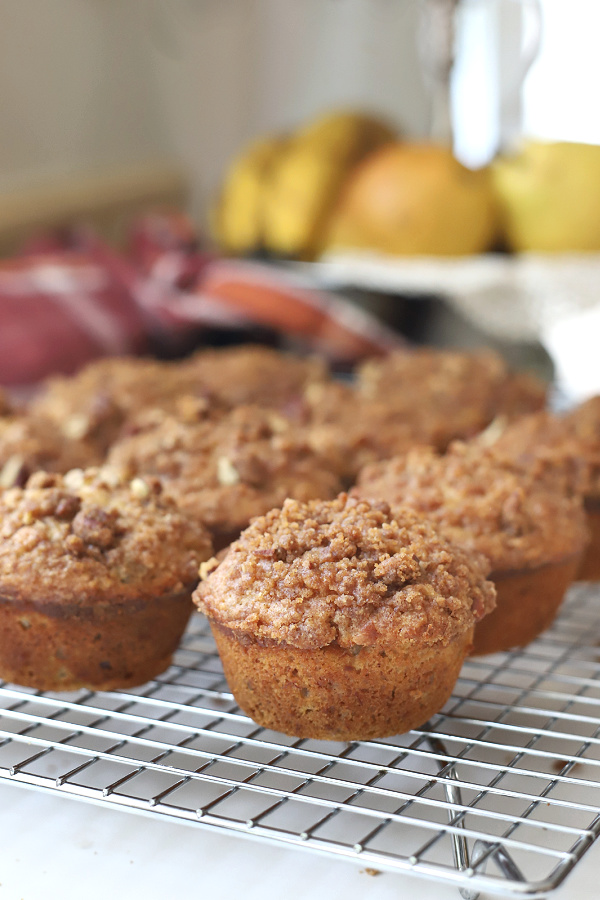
[426,734,479,900]
[426,733,527,899]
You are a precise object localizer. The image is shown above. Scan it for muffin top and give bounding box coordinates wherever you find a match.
[31,348,328,452]
[564,397,600,499]
[354,441,588,571]
[567,395,600,439]
[0,468,212,602]
[301,380,423,481]
[194,494,495,650]
[0,412,102,489]
[480,410,596,499]
[356,348,547,450]
[107,404,343,541]
[30,355,223,452]
[180,344,329,412]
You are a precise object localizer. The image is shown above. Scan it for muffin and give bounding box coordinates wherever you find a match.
[355,347,547,451]
[31,346,329,454]
[482,406,600,580]
[563,399,600,578]
[30,356,183,454]
[194,495,496,740]
[300,380,425,483]
[30,354,229,455]
[107,404,343,550]
[0,468,213,691]
[354,441,588,655]
[0,408,101,488]
[179,344,329,413]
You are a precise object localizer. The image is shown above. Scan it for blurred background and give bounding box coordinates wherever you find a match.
[2,0,600,393]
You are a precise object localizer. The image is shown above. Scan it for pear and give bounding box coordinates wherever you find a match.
[492,140,600,252]
[325,142,498,257]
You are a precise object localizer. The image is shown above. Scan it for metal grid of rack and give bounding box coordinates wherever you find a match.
[2,583,600,898]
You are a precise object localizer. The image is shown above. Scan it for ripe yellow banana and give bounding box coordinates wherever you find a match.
[263,111,397,260]
[212,134,287,256]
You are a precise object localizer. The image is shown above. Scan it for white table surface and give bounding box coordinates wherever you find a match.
[1,780,598,900]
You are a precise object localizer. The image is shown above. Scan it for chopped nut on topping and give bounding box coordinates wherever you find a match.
[130,477,151,499]
[160,432,180,451]
[175,394,212,422]
[267,413,290,434]
[26,472,60,490]
[64,533,86,556]
[199,557,220,580]
[62,414,91,441]
[97,465,124,489]
[63,468,86,491]
[476,415,509,447]
[55,495,81,519]
[217,456,240,486]
[0,455,27,489]
[304,382,326,405]
[72,507,118,549]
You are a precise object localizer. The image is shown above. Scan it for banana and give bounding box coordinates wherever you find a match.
[294,109,397,159]
[262,111,397,260]
[212,134,287,256]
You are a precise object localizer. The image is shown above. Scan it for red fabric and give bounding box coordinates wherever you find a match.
[197,259,401,360]
[0,250,146,385]
[0,212,403,385]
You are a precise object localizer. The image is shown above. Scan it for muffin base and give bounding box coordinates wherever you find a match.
[577,501,600,581]
[472,554,581,656]
[0,588,195,692]
[211,623,473,741]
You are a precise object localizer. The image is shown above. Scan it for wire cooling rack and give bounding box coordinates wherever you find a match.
[2,584,600,898]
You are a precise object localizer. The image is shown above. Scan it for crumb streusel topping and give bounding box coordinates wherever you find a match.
[0,413,101,489]
[195,494,495,650]
[108,405,343,536]
[180,344,328,412]
[0,468,212,601]
[354,441,588,571]
[356,348,547,449]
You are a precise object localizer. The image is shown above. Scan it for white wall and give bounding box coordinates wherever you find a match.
[0,1,168,193]
[0,0,429,225]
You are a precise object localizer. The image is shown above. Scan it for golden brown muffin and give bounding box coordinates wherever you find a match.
[300,380,424,483]
[194,494,496,740]
[355,347,548,451]
[0,410,102,488]
[0,468,212,691]
[31,347,329,454]
[30,356,187,454]
[179,344,329,412]
[353,441,588,655]
[107,404,343,550]
[562,397,600,579]
[482,406,600,580]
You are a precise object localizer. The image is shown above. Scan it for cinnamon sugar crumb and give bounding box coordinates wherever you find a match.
[354,441,588,571]
[194,494,495,650]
